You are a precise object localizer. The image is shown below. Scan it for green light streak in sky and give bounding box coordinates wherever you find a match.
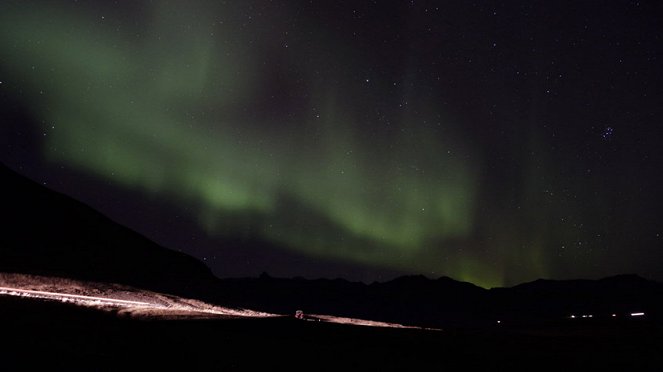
[0,2,505,286]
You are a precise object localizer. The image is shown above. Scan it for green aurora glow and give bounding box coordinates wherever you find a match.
[4,1,660,288]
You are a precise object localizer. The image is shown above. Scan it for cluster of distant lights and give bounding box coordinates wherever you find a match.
[601,126,614,140]
[495,311,646,324]
[568,312,645,319]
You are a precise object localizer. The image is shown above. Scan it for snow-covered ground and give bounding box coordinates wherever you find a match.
[0,273,275,319]
[0,273,440,331]
[309,314,427,329]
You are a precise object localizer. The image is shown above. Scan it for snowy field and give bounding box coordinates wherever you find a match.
[0,273,436,330]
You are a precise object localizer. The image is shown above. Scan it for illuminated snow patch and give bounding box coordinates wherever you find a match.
[309,314,440,331]
[0,273,276,319]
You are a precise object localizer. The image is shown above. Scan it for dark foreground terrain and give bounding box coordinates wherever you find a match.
[2,296,661,371]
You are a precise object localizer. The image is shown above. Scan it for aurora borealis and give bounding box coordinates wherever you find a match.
[1,1,662,288]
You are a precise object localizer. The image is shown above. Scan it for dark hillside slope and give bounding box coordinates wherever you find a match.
[1,163,215,296]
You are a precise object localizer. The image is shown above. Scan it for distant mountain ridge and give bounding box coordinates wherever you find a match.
[2,162,661,328]
[216,272,662,328]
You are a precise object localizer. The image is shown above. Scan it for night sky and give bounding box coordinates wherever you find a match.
[1,0,662,288]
